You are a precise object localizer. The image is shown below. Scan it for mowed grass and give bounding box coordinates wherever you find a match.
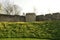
[0,38,50,40]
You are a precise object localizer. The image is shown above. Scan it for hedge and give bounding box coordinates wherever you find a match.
[0,21,60,39]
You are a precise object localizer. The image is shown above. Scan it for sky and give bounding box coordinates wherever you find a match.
[3,0,60,15]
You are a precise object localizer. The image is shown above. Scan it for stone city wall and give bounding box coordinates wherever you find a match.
[0,12,60,22]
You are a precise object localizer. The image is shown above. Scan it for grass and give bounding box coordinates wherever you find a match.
[0,38,50,40]
[0,21,60,39]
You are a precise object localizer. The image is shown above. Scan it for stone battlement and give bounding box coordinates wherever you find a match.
[0,12,60,22]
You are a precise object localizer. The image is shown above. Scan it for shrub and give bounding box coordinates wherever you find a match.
[0,21,60,39]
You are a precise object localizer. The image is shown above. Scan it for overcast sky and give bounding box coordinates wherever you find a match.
[5,0,60,15]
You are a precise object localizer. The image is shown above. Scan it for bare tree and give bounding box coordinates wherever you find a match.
[4,5,12,15]
[0,0,22,15]
[0,3,4,14]
[13,5,22,15]
[3,0,22,15]
[0,3,2,12]
[3,0,13,15]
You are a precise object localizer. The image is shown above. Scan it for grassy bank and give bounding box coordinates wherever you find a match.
[0,20,60,39]
[0,38,49,40]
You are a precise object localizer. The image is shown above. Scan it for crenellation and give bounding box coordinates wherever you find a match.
[0,12,60,22]
[36,15,44,21]
[44,14,52,20]
[26,13,36,22]
[52,12,60,20]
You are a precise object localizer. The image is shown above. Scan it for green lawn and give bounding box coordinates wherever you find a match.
[0,38,50,40]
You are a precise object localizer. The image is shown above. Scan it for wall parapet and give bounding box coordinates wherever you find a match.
[0,12,60,22]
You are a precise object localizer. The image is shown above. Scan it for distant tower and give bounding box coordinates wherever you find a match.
[26,13,36,22]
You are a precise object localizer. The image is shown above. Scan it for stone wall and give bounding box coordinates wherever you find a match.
[44,14,52,20]
[36,12,60,21]
[26,13,36,22]
[52,13,60,20]
[0,12,60,22]
[36,15,44,21]
[0,14,25,22]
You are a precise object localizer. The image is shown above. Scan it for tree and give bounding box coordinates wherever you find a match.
[13,5,22,15]
[3,0,22,15]
[4,4,13,15]
[0,3,3,14]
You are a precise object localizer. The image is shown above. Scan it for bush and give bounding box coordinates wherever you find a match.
[0,21,60,39]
